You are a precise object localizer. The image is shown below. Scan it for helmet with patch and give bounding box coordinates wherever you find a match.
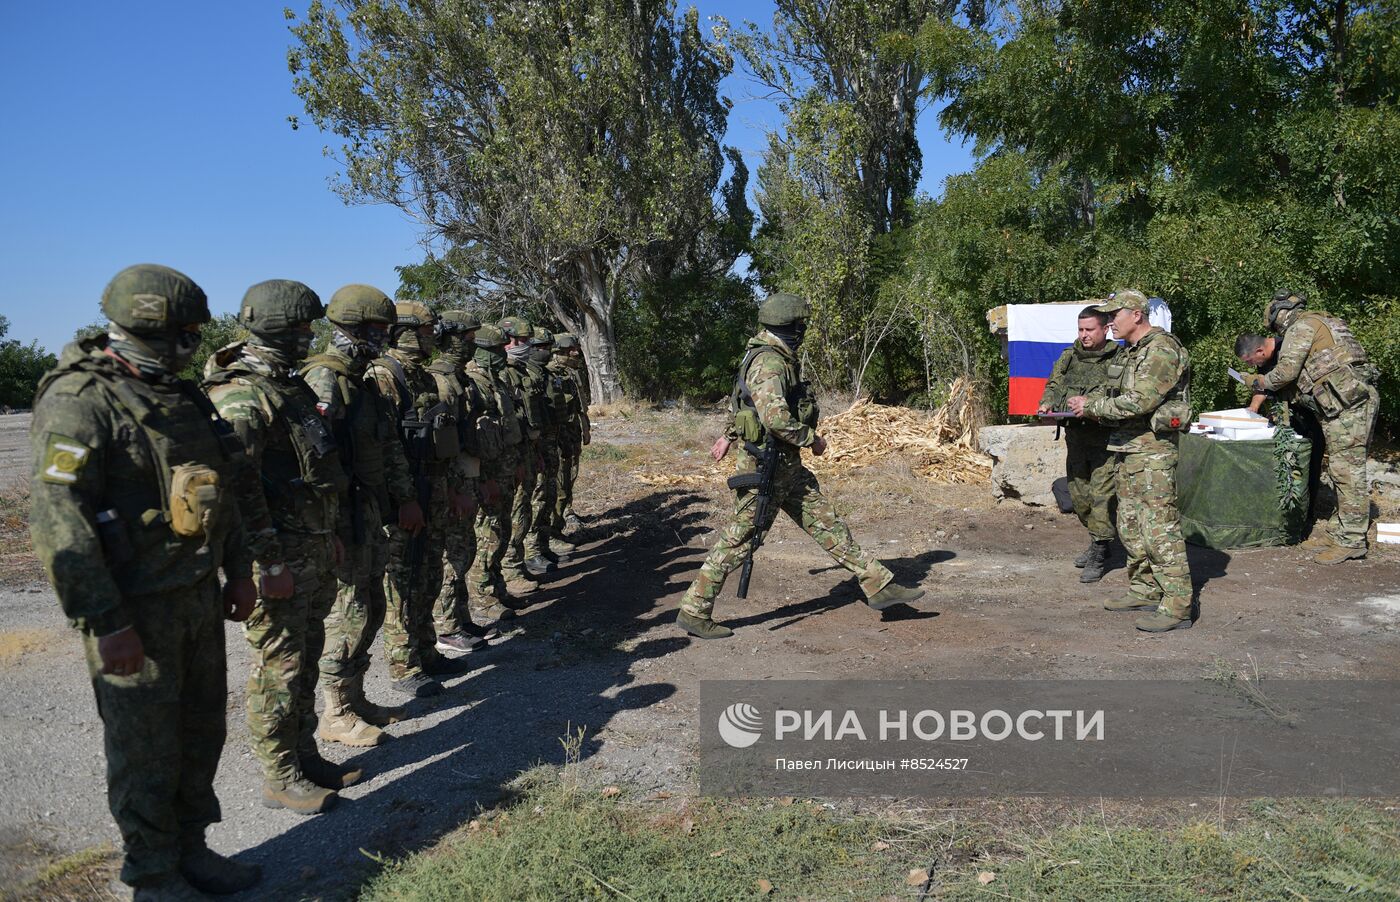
[499,316,533,340]
[102,264,210,334]
[474,323,507,347]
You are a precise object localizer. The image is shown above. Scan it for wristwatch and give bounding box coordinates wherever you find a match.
[264,562,286,578]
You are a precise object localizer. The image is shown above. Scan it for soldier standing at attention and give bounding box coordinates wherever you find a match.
[29,264,261,899]
[676,292,925,639]
[525,326,567,573]
[1244,291,1380,563]
[204,280,358,816]
[499,315,549,594]
[1067,289,1195,633]
[465,324,529,620]
[369,302,472,696]
[1037,306,1120,582]
[558,333,592,534]
[303,286,424,747]
[548,333,588,553]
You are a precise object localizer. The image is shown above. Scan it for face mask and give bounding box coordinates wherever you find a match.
[109,325,199,378]
[394,326,435,359]
[530,347,551,364]
[474,345,506,371]
[767,321,806,352]
[250,329,313,371]
[332,324,384,361]
[506,343,532,363]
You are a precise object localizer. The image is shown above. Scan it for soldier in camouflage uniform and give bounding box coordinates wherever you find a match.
[204,280,359,817]
[1038,305,1120,582]
[29,265,261,899]
[549,333,589,553]
[303,286,424,747]
[1244,291,1380,563]
[465,324,528,619]
[429,310,494,652]
[499,315,550,593]
[369,302,472,696]
[525,326,567,571]
[676,293,926,639]
[1068,289,1195,633]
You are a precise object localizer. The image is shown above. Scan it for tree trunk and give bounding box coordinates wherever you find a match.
[574,251,624,404]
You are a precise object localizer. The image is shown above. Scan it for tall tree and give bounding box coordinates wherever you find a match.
[289,0,739,402]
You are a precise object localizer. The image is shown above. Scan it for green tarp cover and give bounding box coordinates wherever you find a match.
[1178,430,1312,549]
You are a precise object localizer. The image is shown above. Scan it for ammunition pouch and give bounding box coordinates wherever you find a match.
[1310,368,1371,419]
[1150,399,1194,434]
[95,509,135,565]
[169,463,221,538]
[733,407,764,444]
[795,387,819,429]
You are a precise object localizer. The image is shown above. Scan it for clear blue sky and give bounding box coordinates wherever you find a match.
[0,2,973,355]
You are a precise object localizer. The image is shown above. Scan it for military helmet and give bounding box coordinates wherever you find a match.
[102,264,210,334]
[474,323,507,347]
[757,292,811,326]
[440,310,482,333]
[394,300,436,327]
[554,333,578,350]
[326,285,393,327]
[239,280,323,335]
[499,315,533,340]
[1267,289,1307,330]
[530,326,554,346]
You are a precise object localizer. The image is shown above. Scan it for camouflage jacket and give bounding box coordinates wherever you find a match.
[732,330,818,452]
[29,338,252,636]
[464,357,524,478]
[1255,312,1375,419]
[1041,340,1119,437]
[368,348,464,495]
[204,343,345,561]
[301,346,414,522]
[504,354,546,443]
[1083,327,1190,454]
[426,352,486,484]
[548,356,584,444]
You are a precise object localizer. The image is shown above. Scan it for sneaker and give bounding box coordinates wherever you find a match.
[422,653,472,677]
[436,631,485,654]
[390,672,442,698]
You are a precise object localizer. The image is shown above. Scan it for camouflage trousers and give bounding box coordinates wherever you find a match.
[1318,388,1379,549]
[320,500,387,688]
[383,506,448,681]
[554,440,582,532]
[679,454,893,620]
[1116,449,1192,618]
[83,577,226,887]
[502,451,538,580]
[244,532,337,783]
[527,436,561,557]
[1065,430,1117,542]
[435,485,479,636]
[469,466,517,602]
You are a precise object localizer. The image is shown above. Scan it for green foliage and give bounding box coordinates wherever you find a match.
[179,314,246,383]
[0,316,57,410]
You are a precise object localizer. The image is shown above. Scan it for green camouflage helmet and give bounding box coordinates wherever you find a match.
[474,323,507,347]
[394,300,436,327]
[102,264,210,333]
[1267,289,1307,331]
[554,333,578,350]
[440,310,482,333]
[239,279,323,335]
[757,292,811,326]
[326,284,393,327]
[530,326,554,346]
[499,315,533,339]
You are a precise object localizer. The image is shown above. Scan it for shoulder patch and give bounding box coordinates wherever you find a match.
[40,433,93,485]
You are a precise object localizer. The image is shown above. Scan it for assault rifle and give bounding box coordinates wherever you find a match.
[726,435,779,599]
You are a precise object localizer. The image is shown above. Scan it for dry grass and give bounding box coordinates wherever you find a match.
[0,483,41,585]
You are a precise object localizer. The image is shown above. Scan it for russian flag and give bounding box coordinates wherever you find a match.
[1006,301,1172,415]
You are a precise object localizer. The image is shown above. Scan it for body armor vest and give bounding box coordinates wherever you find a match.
[300,352,392,506]
[466,362,523,454]
[1291,312,1376,418]
[1103,329,1192,445]
[729,341,819,446]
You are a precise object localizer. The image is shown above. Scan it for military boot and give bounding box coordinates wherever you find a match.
[1315,544,1366,564]
[549,536,576,555]
[319,683,386,747]
[475,599,516,623]
[299,750,363,789]
[504,578,539,599]
[564,512,584,533]
[1073,540,1095,568]
[422,651,471,677]
[391,671,442,697]
[1134,610,1194,632]
[541,547,569,565]
[524,555,554,577]
[132,873,211,901]
[262,776,337,815]
[866,582,925,611]
[347,674,403,727]
[676,610,734,639]
[179,844,262,895]
[1079,541,1109,583]
[1104,595,1158,612]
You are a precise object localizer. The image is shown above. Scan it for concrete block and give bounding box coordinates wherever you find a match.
[978,423,1064,507]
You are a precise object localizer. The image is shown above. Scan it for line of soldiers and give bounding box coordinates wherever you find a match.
[28,266,592,900]
[1041,288,1380,636]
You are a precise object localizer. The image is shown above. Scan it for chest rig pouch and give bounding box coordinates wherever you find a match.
[731,346,811,444]
[379,356,460,461]
[1294,314,1375,418]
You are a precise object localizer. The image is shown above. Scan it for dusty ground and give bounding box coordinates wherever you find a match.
[1,408,1398,898]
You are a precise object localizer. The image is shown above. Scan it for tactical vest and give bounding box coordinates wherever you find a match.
[374,354,460,462]
[34,340,243,559]
[540,364,567,435]
[1045,343,1119,433]
[300,352,392,504]
[729,341,819,446]
[465,361,522,455]
[548,359,582,437]
[1103,329,1192,446]
[1290,312,1376,418]
[204,347,348,507]
[504,361,542,442]
[428,358,482,478]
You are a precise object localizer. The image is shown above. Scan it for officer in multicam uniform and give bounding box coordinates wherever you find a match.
[465,323,528,620]
[1244,291,1380,563]
[499,315,550,593]
[1068,289,1195,633]
[369,302,473,696]
[524,326,567,572]
[676,292,926,639]
[428,309,494,652]
[303,286,424,748]
[29,264,261,900]
[204,280,357,817]
[549,333,589,552]
[1037,305,1120,583]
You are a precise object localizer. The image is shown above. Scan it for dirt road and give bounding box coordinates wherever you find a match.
[2,409,1397,897]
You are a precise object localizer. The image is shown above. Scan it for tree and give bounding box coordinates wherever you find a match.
[289,0,743,403]
[0,316,58,410]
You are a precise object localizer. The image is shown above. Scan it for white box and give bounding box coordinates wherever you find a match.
[1217,426,1275,441]
[1200,408,1269,430]
[1379,523,1400,545]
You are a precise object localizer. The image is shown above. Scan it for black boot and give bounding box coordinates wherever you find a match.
[1079,540,1109,583]
[1073,540,1095,568]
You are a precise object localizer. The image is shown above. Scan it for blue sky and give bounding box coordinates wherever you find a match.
[0,2,973,354]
